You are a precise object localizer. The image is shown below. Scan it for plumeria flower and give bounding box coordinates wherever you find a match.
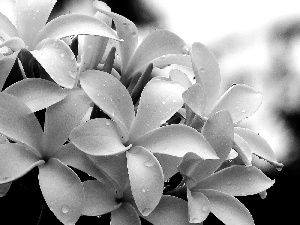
[0,0,120,90]
[180,42,282,168]
[178,110,275,224]
[69,70,218,216]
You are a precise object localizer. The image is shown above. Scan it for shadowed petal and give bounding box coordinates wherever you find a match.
[134,124,217,159]
[80,70,134,141]
[187,189,210,223]
[0,12,18,38]
[183,83,206,117]
[152,54,192,71]
[4,78,67,112]
[154,153,182,181]
[38,158,84,225]
[70,118,129,156]
[233,134,252,166]
[82,180,121,216]
[32,13,120,49]
[201,189,254,225]
[0,143,44,183]
[0,51,19,91]
[193,165,275,196]
[0,92,44,152]
[31,38,77,88]
[130,78,185,142]
[111,203,141,225]
[210,84,262,123]
[126,146,164,216]
[0,182,12,197]
[15,0,57,47]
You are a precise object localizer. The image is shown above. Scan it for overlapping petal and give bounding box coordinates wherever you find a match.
[0,143,44,183]
[80,70,134,141]
[130,78,185,141]
[233,134,252,166]
[201,189,254,225]
[38,158,84,225]
[183,83,206,117]
[0,12,18,38]
[0,92,44,152]
[31,38,77,88]
[187,189,210,223]
[209,84,262,123]
[111,203,141,225]
[126,146,164,216]
[82,180,121,216]
[0,51,19,91]
[169,69,192,90]
[193,165,275,196]
[134,124,217,159]
[3,78,67,112]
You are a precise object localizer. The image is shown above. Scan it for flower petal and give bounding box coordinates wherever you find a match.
[130,78,185,141]
[38,158,84,225]
[0,143,44,183]
[44,89,90,154]
[0,51,18,91]
[191,42,221,114]
[134,124,217,159]
[210,84,262,123]
[80,70,134,141]
[111,203,141,225]
[193,165,275,196]
[169,69,192,90]
[31,38,77,88]
[144,195,192,225]
[201,189,254,225]
[0,92,44,151]
[0,12,18,38]
[154,153,182,181]
[32,13,120,49]
[0,182,12,197]
[3,78,67,112]
[126,146,164,216]
[70,118,128,156]
[183,83,206,117]
[15,0,57,48]
[152,54,192,70]
[123,30,187,80]
[187,189,210,223]
[233,134,252,166]
[82,180,121,216]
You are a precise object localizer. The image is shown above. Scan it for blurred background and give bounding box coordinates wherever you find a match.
[1,0,299,224]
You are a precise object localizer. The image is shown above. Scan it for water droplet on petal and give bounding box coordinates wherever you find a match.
[141,187,149,193]
[191,218,201,223]
[36,9,40,13]
[162,101,166,105]
[182,46,189,55]
[200,67,205,72]
[241,109,246,113]
[132,31,137,36]
[60,53,65,58]
[61,205,69,214]
[142,208,152,216]
[144,160,155,167]
[105,121,110,126]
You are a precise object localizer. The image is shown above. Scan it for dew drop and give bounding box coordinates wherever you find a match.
[105,121,110,126]
[132,31,137,36]
[60,53,65,58]
[122,22,128,26]
[202,206,209,212]
[200,67,205,72]
[160,55,166,60]
[144,160,155,167]
[182,46,189,55]
[241,109,246,113]
[141,187,149,193]
[36,9,40,13]
[142,208,152,216]
[61,205,69,214]
[162,101,166,105]
[191,218,201,223]
[172,99,177,103]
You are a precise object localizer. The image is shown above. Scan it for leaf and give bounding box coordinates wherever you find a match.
[31,38,77,88]
[183,83,206,117]
[191,42,221,114]
[80,70,134,142]
[210,84,262,123]
[126,146,164,216]
[193,165,275,196]
[15,0,57,48]
[0,12,18,38]
[129,78,185,142]
[4,78,67,112]
[43,89,90,154]
[38,158,84,225]
[0,51,19,91]
[123,29,187,79]
[82,180,121,216]
[201,189,254,225]
[0,92,44,152]
[144,195,192,225]
[0,143,44,184]
[111,203,141,225]
[70,118,129,156]
[32,13,120,49]
[233,134,252,166]
[187,189,210,223]
[134,124,218,159]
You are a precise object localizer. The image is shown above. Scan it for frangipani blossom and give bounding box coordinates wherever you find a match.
[0,0,120,90]
[178,110,275,224]
[70,71,218,216]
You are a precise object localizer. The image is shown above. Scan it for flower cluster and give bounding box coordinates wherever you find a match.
[0,0,282,225]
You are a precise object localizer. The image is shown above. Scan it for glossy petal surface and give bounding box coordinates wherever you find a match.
[187,189,210,223]
[191,42,221,114]
[183,83,206,117]
[32,13,120,49]
[0,92,43,151]
[80,70,134,141]
[126,146,164,216]
[70,118,128,156]
[15,0,57,47]
[210,84,262,123]
[130,78,185,141]
[82,180,121,216]
[0,51,18,91]
[38,158,84,225]
[0,12,18,38]
[31,38,77,88]
[4,78,67,112]
[134,124,217,159]
[152,54,192,71]
[233,134,252,166]
[0,143,44,183]
[169,69,192,90]
[111,203,141,225]
[193,165,274,196]
[201,189,254,225]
